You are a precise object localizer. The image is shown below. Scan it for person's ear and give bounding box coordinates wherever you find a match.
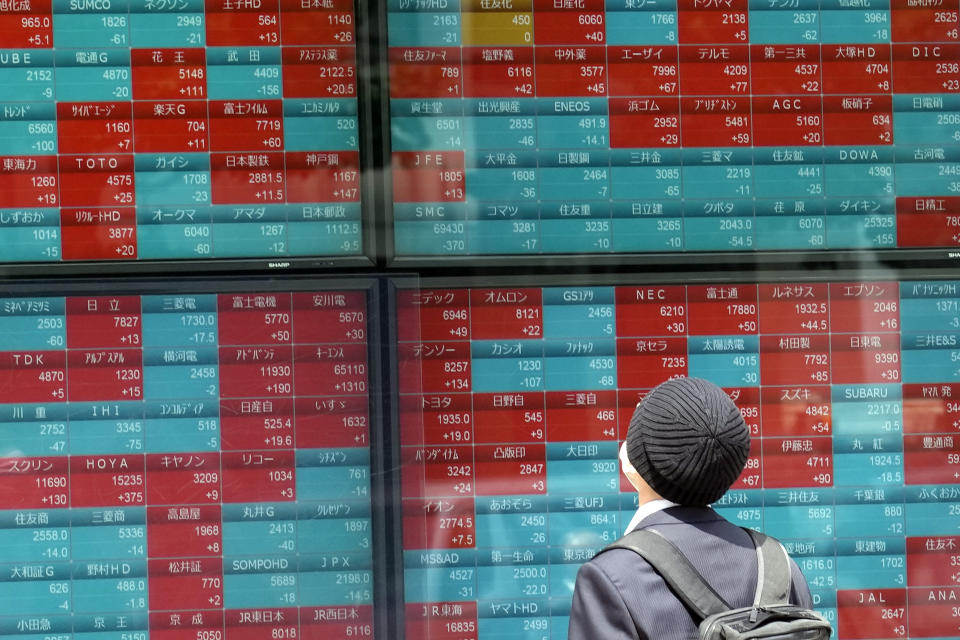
[623,466,645,492]
[619,442,643,491]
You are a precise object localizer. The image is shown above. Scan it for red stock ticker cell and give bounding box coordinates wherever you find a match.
[891,0,960,42]
[220,450,296,503]
[292,343,367,396]
[469,288,543,340]
[216,293,293,345]
[0,456,69,510]
[393,152,465,203]
[680,97,751,147]
[0,351,66,403]
[687,285,758,335]
[295,396,370,449]
[545,390,618,442]
[903,435,960,484]
[282,46,357,98]
[758,334,831,387]
[301,606,374,640]
[676,0,749,44]
[474,443,546,496]
[896,197,960,247]
[145,452,222,505]
[401,445,474,501]
[907,588,960,638]
[534,46,607,97]
[906,536,960,587]
[752,96,823,146]
[608,46,679,97]
[279,0,357,44]
[761,436,832,488]
[615,286,687,336]
[57,154,135,208]
[66,349,143,402]
[149,610,225,640]
[204,0,280,46]
[146,505,223,558]
[286,151,360,203]
[406,601,478,640]
[219,398,295,451]
[133,101,209,153]
[69,455,145,507]
[757,283,830,334]
[291,291,367,342]
[399,393,470,447]
[395,289,471,342]
[60,208,138,260]
[474,392,547,444]
[461,47,535,98]
[892,43,960,94]
[402,497,475,550]
[225,608,300,640]
[130,48,207,100]
[208,100,283,152]
[678,45,750,96]
[760,386,832,438]
[389,47,462,99]
[147,557,224,610]
[218,345,293,398]
[0,156,57,209]
[0,0,52,48]
[749,45,821,95]
[56,102,133,154]
[822,96,893,146]
[609,98,681,148]
[530,0,605,46]
[821,44,891,94]
[66,295,140,344]
[829,333,900,385]
[836,589,907,639]
[616,337,688,389]
[902,383,960,434]
[828,282,900,333]
[404,343,471,395]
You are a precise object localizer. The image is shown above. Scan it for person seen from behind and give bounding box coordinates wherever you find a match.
[568,376,815,639]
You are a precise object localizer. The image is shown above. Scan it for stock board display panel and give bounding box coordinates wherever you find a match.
[0,285,373,639]
[388,0,960,257]
[0,1,361,263]
[398,280,960,640]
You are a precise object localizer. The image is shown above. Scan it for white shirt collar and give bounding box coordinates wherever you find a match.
[623,498,678,535]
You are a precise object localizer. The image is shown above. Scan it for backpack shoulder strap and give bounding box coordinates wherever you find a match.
[603,527,730,621]
[745,529,792,607]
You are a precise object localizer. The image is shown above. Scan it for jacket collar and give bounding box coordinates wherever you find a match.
[630,505,725,531]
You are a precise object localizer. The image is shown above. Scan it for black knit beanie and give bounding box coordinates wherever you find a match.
[626,377,750,506]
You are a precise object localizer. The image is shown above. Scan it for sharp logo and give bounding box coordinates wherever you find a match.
[268,262,291,268]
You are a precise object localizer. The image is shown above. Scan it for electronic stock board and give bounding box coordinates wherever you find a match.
[387,0,960,258]
[398,277,960,640]
[0,280,377,640]
[0,0,363,265]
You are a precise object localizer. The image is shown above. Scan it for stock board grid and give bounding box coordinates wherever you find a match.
[0,289,373,639]
[0,1,362,262]
[388,0,960,255]
[399,281,960,640]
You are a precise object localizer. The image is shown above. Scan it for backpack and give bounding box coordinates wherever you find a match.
[603,527,832,639]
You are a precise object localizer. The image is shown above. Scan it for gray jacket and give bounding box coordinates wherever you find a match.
[568,506,814,640]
